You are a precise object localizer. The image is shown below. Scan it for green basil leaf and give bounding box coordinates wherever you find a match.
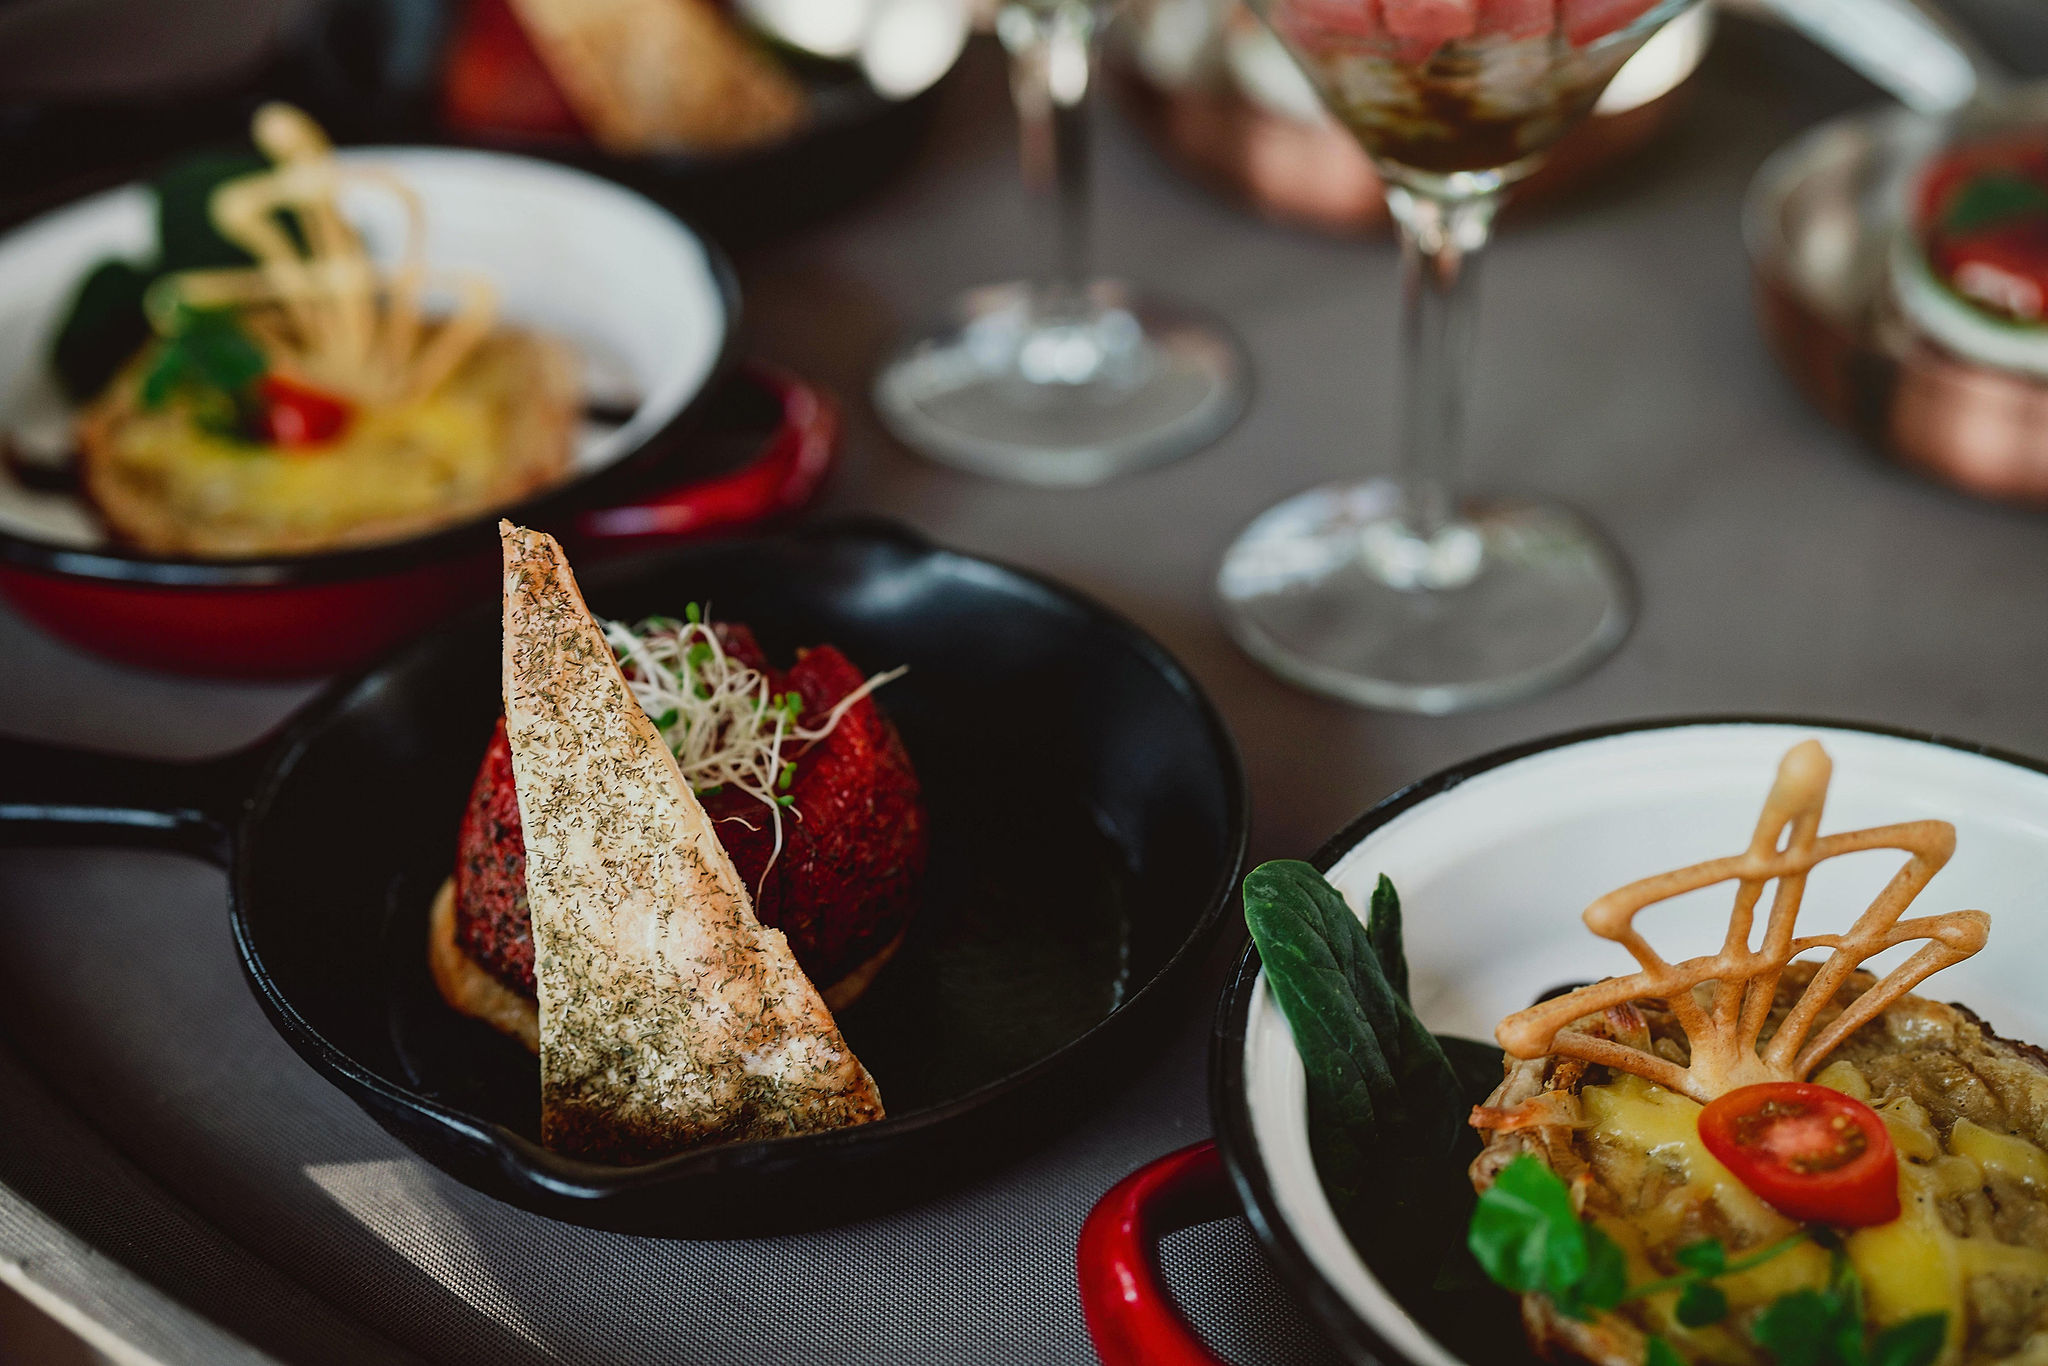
[1676,1280,1730,1328]
[1870,1314,1947,1366]
[1368,874,1407,1004]
[1468,1153,1587,1298]
[1674,1239,1727,1276]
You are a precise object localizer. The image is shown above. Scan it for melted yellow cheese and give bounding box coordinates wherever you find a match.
[1581,1062,2048,1360]
[1952,1119,2048,1190]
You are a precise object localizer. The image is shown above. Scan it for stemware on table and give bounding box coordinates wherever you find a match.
[1216,0,1700,713]
[874,0,1250,486]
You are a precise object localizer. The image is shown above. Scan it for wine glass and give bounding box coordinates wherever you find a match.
[1216,0,1699,713]
[873,0,1250,487]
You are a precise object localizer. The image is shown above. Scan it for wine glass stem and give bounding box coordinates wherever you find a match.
[998,0,1100,316]
[1385,184,1500,551]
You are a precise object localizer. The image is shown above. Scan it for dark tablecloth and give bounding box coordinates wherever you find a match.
[7,21,2047,1366]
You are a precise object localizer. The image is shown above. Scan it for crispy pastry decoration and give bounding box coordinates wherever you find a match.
[1494,740,1990,1104]
[151,102,495,405]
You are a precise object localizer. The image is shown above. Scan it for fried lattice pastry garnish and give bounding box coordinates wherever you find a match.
[1494,740,1991,1104]
[148,103,496,406]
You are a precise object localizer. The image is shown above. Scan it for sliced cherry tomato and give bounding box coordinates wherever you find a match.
[1698,1081,1900,1228]
[257,375,353,448]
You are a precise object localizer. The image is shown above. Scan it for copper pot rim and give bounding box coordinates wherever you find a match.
[1745,97,2048,509]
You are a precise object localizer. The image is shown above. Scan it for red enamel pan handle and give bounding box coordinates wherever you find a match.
[575,362,839,544]
[1078,1140,1237,1366]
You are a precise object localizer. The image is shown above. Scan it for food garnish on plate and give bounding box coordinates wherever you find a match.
[50,103,579,557]
[1889,127,2048,378]
[458,523,892,1161]
[1247,741,2042,1366]
[442,0,806,155]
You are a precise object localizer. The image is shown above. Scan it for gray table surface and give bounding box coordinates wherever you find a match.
[7,19,2048,1366]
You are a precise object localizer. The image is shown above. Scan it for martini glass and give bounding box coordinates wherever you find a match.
[1216,0,1698,712]
[873,0,1250,486]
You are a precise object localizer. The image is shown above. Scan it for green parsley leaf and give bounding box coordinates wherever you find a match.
[140,307,266,417]
[1676,1280,1729,1328]
[1753,1288,1853,1366]
[1870,1314,1947,1366]
[1468,1154,1588,1301]
[1573,1224,1630,1316]
[1675,1240,1727,1276]
[1645,1337,1687,1366]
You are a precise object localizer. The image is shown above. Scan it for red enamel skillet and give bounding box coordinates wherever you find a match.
[0,146,830,678]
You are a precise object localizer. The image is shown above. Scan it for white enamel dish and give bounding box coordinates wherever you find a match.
[0,145,731,553]
[1214,719,2048,1365]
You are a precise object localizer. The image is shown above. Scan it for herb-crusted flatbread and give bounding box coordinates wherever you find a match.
[505,0,805,155]
[498,522,884,1162]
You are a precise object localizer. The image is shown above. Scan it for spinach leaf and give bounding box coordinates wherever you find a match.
[51,261,153,401]
[155,152,266,272]
[1368,874,1407,1005]
[48,148,271,404]
[1438,1031,1509,1108]
[1243,860,1466,1234]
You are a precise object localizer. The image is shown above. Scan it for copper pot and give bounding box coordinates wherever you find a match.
[1746,92,2048,508]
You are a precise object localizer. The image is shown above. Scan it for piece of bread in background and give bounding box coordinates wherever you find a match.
[506,0,806,155]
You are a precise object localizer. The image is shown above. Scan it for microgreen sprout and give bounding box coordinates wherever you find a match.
[603,607,906,890]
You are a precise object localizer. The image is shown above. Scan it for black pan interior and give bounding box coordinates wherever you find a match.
[232,522,1241,1221]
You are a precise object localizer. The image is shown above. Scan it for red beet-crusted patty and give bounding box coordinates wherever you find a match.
[454,625,926,998]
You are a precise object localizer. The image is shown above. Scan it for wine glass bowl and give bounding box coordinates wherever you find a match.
[1266,0,1694,184]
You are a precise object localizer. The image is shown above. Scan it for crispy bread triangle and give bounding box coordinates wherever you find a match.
[504,0,805,155]
[498,522,883,1162]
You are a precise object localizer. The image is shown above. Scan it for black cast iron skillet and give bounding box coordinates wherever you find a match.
[0,519,1247,1235]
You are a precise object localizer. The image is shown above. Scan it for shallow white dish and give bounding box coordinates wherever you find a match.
[1216,719,2048,1366]
[0,146,732,550]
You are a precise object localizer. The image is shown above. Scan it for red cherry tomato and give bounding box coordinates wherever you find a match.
[258,376,353,448]
[1698,1082,1900,1228]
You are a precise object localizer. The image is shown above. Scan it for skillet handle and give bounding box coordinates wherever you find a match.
[1077,1140,1237,1366]
[573,363,839,545]
[0,737,249,864]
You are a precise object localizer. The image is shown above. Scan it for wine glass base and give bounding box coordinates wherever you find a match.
[873,280,1249,487]
[1216,480,1632,714]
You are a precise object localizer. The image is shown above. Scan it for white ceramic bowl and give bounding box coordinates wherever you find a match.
[0,146,732,550]
[1216,719,2048,1365]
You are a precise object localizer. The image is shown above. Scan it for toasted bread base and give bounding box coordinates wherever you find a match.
[427,878,540,1053]
[427,875,909,1055]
